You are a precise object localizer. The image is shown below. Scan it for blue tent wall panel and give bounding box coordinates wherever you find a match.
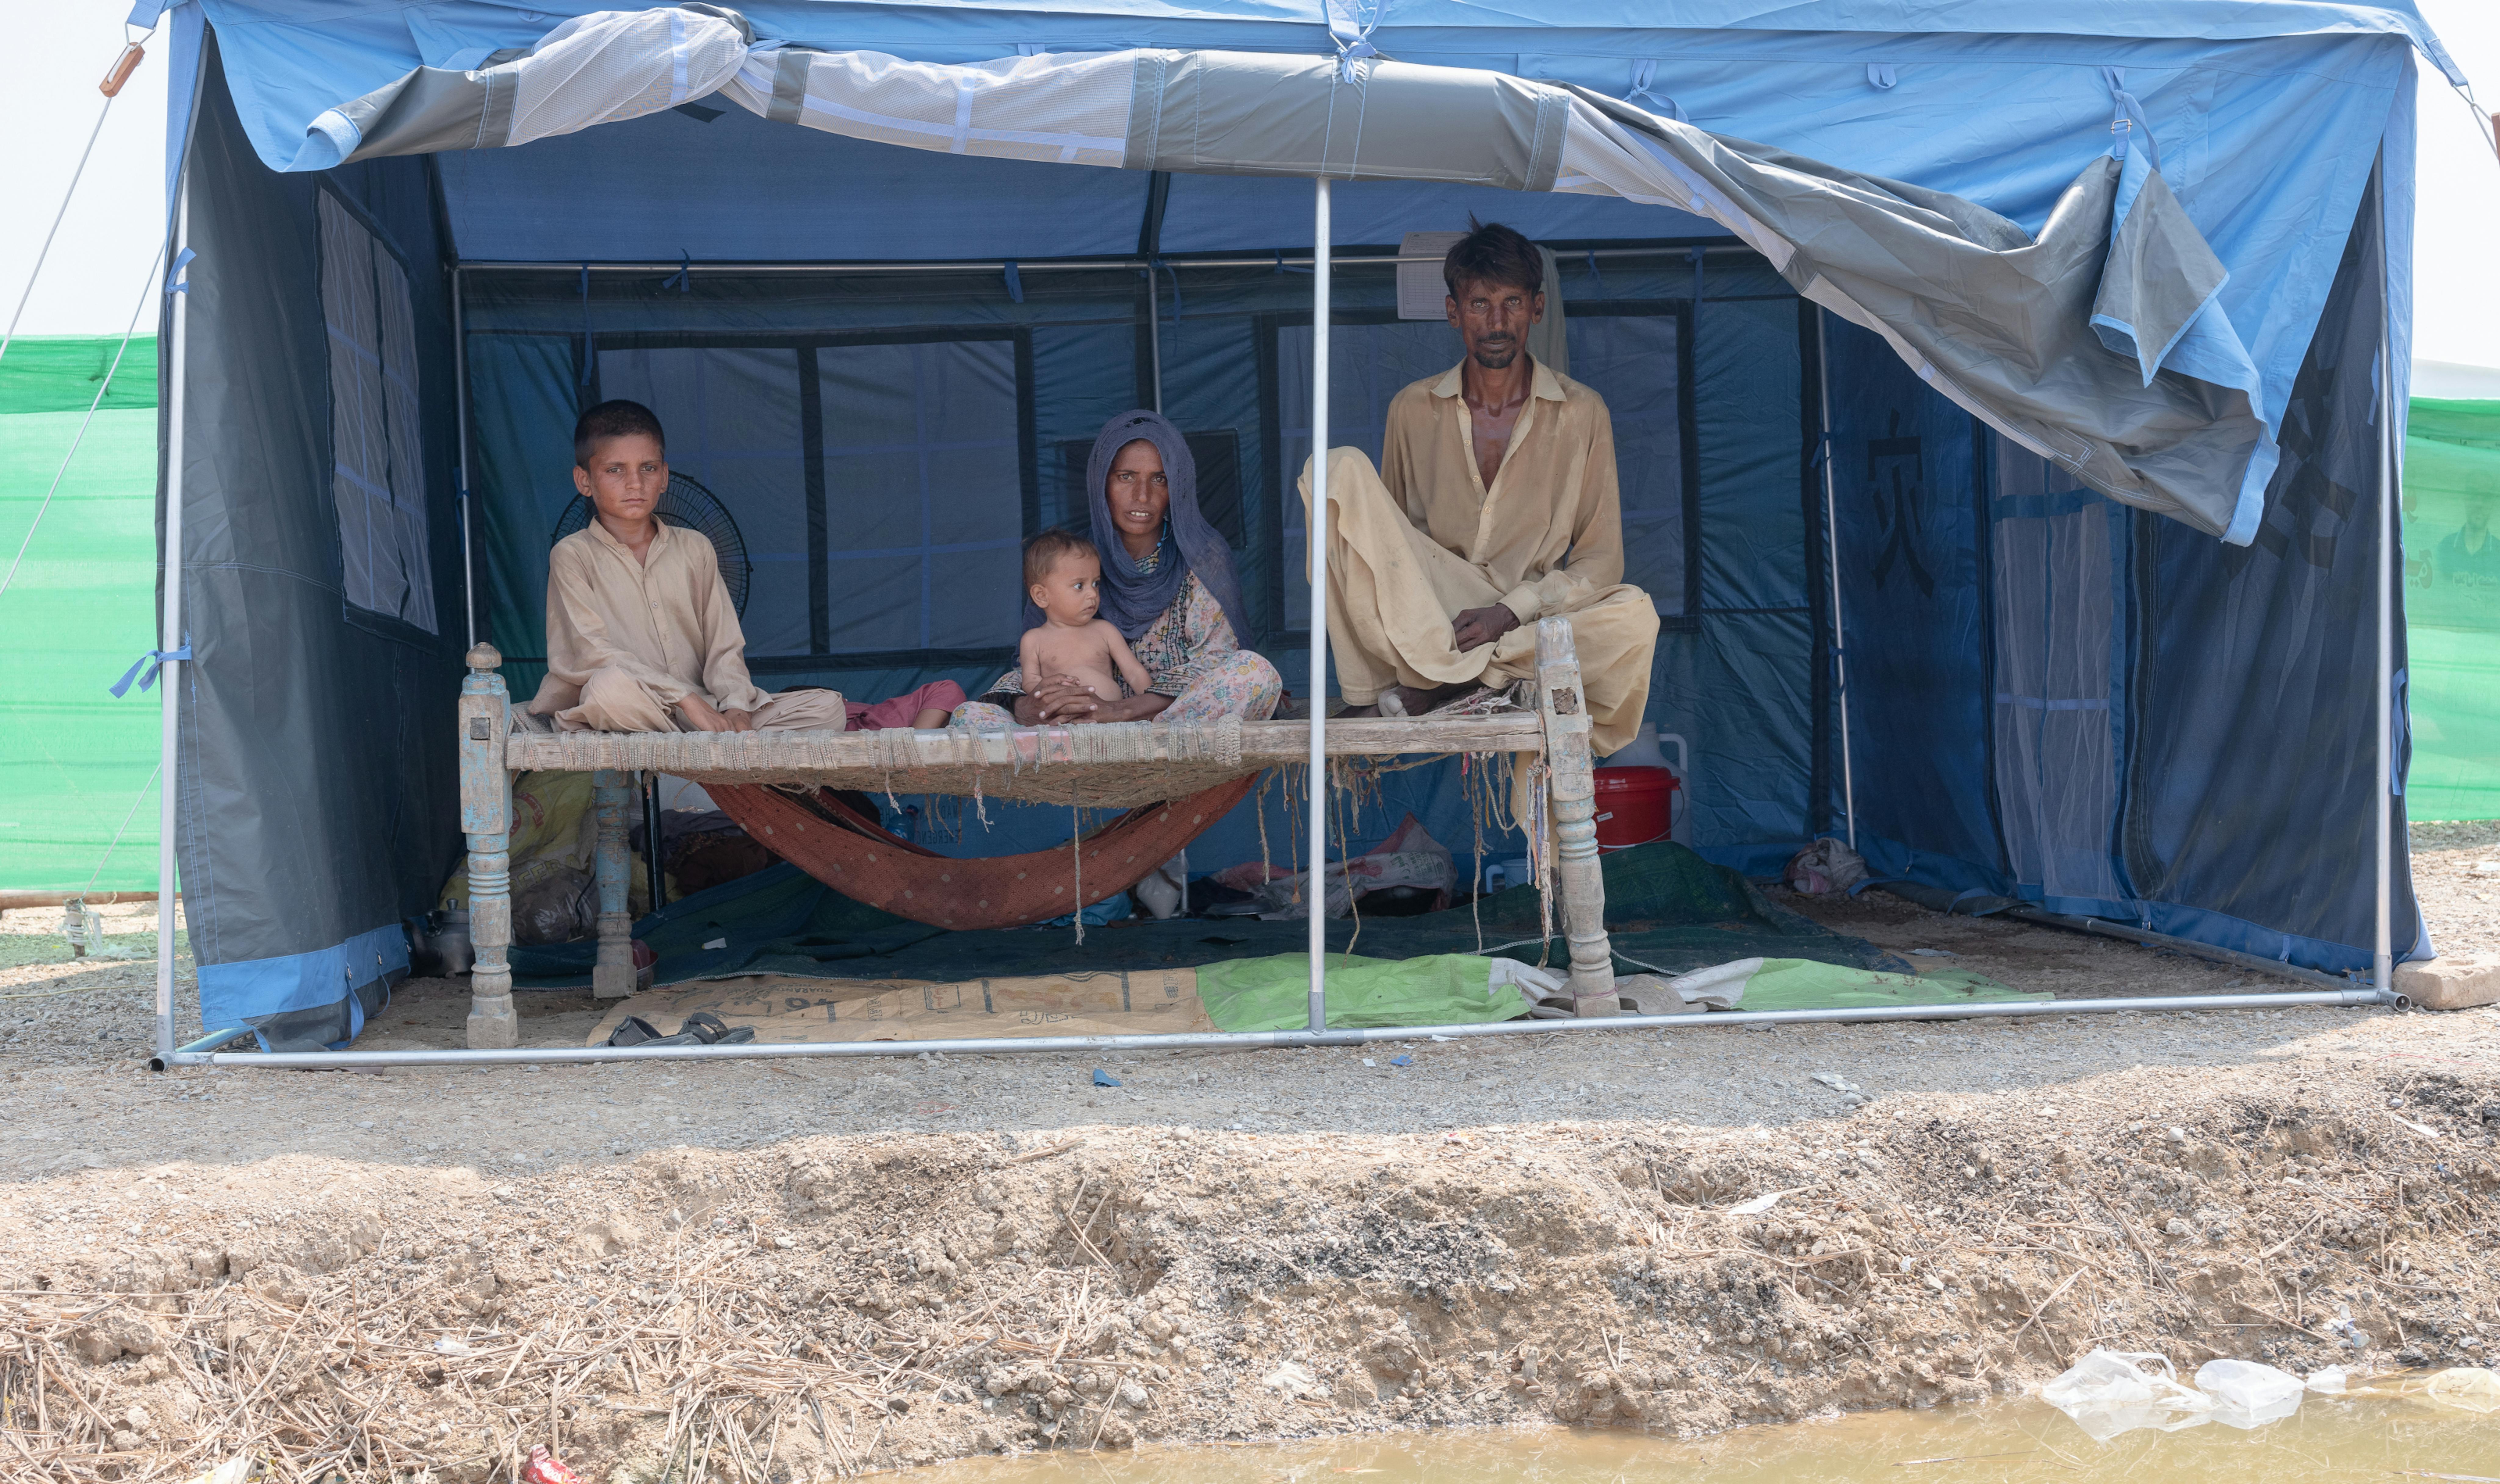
[173,38,465,1045]
[2121,168,2421,973]
[1823,317,2005,885]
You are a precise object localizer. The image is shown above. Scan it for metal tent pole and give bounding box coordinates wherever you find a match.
[1145,264,1163,413]
[1815,310,1857,848]
[1306,177,1332,1035]
[166,986,2397,1069]
[153,181,191,1067]
[2374,312,2397,992]
[453,269,476,649]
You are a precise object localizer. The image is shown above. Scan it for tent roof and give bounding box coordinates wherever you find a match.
[156,0,2463,72]
[164,0,2464,186]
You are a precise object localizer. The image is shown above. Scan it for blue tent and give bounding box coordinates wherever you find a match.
[135,0,2455,1052]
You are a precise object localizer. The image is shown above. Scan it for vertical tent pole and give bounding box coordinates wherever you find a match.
[153,180,191,1066]
[1146,264,1164,414]
[1306,177,1332,1034]
[1814,309,1857,848]
[2374,313,2396,992]
[453,268,475,649]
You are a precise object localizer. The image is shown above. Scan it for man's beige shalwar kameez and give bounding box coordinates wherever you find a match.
[1297,357,1659,753]
[529,519,845,733]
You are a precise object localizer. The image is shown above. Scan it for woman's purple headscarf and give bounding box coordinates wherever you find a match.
[1024,409,1252,649]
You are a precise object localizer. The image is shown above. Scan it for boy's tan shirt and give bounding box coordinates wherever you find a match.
[528,518,771,719]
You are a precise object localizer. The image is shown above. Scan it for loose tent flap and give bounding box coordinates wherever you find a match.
[300,16,2279,541]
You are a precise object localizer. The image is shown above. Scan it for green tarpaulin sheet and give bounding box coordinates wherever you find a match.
[1196,953,1534,1032]
[1189,951,2038,1031]
[0,335,162,891]
[2404,398,2500,823]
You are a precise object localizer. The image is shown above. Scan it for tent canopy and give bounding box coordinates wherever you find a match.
[150,0,2449,1047]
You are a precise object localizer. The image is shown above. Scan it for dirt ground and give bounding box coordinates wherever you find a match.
[1,829,2495,1481]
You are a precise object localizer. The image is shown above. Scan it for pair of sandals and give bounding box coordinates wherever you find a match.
[605,1010,755,1048]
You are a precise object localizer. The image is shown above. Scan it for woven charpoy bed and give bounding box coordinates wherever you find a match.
[452,618,1619,1047]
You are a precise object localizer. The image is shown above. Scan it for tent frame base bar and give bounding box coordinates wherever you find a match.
[149,1024,255,1071]
[2005,907,2364,992]
[166,989,2392,1070]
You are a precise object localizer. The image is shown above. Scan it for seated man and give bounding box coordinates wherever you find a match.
[1298,219,1659,755]
[529,399,863,733]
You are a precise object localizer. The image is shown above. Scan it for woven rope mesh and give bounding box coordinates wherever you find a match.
[508,717,1256,809]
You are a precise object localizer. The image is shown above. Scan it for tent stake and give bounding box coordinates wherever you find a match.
[1306,175,1332,1035]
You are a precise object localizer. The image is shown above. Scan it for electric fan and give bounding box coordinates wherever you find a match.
[551,471,751,616]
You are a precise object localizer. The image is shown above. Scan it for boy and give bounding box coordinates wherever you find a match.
[1018,530,1151,707]
[529,399,857,733]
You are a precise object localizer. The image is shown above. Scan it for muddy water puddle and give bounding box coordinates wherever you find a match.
[932,1387,2500,1482]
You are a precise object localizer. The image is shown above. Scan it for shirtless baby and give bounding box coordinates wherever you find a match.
[1019,530,1151,705]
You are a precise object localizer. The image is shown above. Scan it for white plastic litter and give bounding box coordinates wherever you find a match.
[1486,959,1569,1001]
[1726,1186,1808,1216]
[2194,1358,2305,1428]
[1664,957,1760,1010]
[2424,1367,2500,1414]
[2303,1365,2352,1394]
[2039,1350,2215,1442]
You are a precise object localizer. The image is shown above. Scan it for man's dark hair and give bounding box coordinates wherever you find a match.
[1023,528,1100,590]
[1443,216,1543,299]
[573,399,667,467]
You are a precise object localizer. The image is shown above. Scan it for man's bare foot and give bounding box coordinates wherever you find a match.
[1383,682,1479,716]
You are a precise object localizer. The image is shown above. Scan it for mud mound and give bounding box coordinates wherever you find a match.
[5,1063,2496,1481]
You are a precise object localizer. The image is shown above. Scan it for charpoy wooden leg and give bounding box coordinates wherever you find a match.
[458,644,519,1049]
[591,769,636,999]
[1535,617,1619,1016]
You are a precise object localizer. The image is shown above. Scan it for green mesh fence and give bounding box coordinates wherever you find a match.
[0,335,162,891]
[2405,398,2500,823]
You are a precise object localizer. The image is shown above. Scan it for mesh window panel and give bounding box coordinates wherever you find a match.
[817,340,1023,653]
[1568,313,1684,613]
[1989,445,2125,902]
[318,193,436,634]
[1275,320,1459,631]
[596,346,809,655]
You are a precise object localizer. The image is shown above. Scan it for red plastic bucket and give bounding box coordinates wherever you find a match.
[1592,767,1678,850]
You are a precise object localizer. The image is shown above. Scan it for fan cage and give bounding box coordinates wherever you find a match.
[551,472,751,616]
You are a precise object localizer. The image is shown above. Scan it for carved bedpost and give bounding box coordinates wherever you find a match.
[591,769,636,999]
[458,643,519,1049]
[1534,617,1620,1016]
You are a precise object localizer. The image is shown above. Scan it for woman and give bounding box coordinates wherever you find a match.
[955,409,1281,727]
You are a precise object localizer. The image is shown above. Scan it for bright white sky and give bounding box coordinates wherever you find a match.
[2,1,2495,370]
